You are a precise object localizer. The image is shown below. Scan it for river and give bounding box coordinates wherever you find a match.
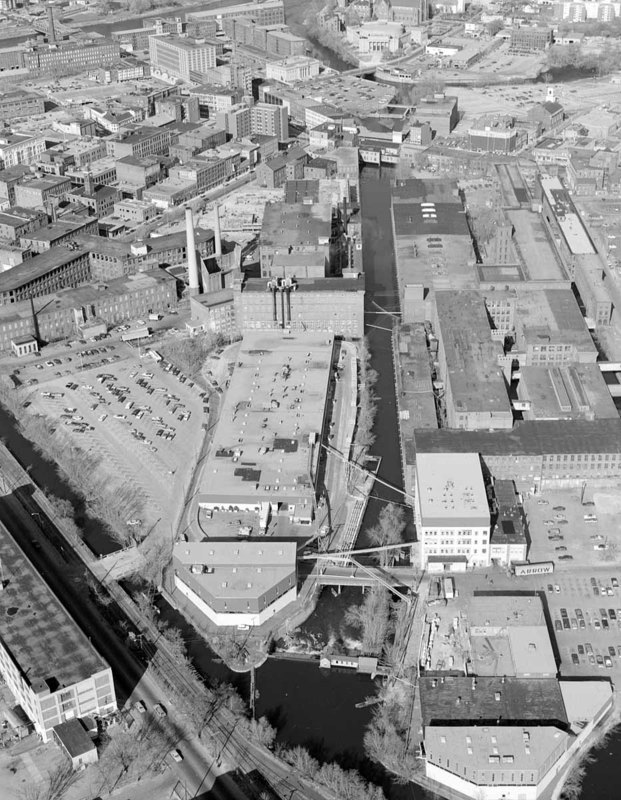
[156,167,430,799]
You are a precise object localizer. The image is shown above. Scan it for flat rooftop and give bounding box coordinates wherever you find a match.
[241,275,365,294]
[506,209,567,282]
[491,480,527,546]
[0,269,175,324]
[420,676,567,726]
[435,290,510,416]
[0,522,108,695]
[0,246,90,295]
[425,725,570,775]
[260,202,331,248]
[540,175,596,255]
[414,418,621,457]
[416,452,488,527]
[172,540,296,603]
[518,363,618,421]
[391,179,476,291]
[514,288,597,354]
[197,332,334,507]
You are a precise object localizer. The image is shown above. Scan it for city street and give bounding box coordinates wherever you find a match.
[0,486,232,798]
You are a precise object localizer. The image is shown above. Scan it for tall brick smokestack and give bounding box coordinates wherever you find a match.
[186,207,200,295]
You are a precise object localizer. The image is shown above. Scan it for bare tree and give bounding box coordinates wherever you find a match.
[367,503,407,566]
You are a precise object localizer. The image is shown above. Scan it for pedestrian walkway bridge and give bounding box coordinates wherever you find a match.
[315,564,417,589]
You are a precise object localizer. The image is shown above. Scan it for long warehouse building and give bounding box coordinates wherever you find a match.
[0,521,116,742]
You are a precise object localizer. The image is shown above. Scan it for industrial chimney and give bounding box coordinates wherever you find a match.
[47,4,56,43]
[214,204,222,258]
[185,207,201,295]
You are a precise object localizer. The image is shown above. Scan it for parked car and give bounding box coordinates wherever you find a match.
[154,703,167,718]
[555,619,563,632]
[571,653,579,665]
[605,656,613,668]
[577,645,585,655]
[170,749,183,763]
[559,555,574,561]
[134,701,146,714]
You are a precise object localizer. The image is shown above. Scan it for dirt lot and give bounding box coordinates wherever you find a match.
[14,340,209,545]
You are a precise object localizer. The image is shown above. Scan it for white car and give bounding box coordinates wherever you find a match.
[113,414,126,420]
[98,414,107,422]
[170,749,183,763]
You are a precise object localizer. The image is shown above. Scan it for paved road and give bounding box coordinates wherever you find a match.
[0,488,231,798]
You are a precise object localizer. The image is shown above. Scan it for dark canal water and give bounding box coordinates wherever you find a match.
[158,168,430,798]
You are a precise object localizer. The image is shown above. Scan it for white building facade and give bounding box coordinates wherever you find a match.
[415,452,491,569]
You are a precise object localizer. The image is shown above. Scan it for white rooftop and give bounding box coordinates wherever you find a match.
[416,452,489,527]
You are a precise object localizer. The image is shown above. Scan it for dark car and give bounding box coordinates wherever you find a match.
[571,653,580,665]
[559,555,574,561]
[555,619,563,632]
[603,618,610,630]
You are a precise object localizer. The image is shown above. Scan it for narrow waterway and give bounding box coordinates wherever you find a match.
[0,404,120,555]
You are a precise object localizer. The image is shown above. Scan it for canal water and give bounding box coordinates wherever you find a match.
[156,166,430,798]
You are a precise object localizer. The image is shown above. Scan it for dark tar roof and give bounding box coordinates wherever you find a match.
[420,676,568,728]
[0,246,90,294]
[414,419,621,456]
[53,720,96,758]
[242,276,365,293]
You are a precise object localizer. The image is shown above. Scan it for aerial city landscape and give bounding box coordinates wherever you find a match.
[0,0,621,798]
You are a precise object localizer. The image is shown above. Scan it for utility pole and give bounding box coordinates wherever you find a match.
[249,665,256,721]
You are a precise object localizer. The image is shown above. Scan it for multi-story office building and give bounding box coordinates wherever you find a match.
[468,115,518,154]
[434,291,513,431]
[414,94,459,136]
[0,132,47,169]
[13,176,72,209]
[414,452,491,569]
[189,84,244,115]
[0,269,177,351]
[511,288,598,366]
[221,102,289,142]
[259,201,332,279]
[187,0,285,30]
[233,275,365,338]
[0,521,116,742]
[148,35,217,80]
[0,247,91,306]
[108,126,176,159]
[509,26,553,54]
[414,418,621,488]
[195,331,334,523]
[252,102,289,140]
[77,226,215,280]
[0,91,45,120]
[172,540,297,627]
[265,56,322,83]
[0,207,47,243]
[537,174,612,327]
[24,41,120,76]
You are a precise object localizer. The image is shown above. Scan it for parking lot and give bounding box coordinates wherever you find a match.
[533,567,621,678]
[16,342,209,542]
[524,488,621,571]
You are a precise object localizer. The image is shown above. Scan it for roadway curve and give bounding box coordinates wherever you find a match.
[0,489,239,798]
